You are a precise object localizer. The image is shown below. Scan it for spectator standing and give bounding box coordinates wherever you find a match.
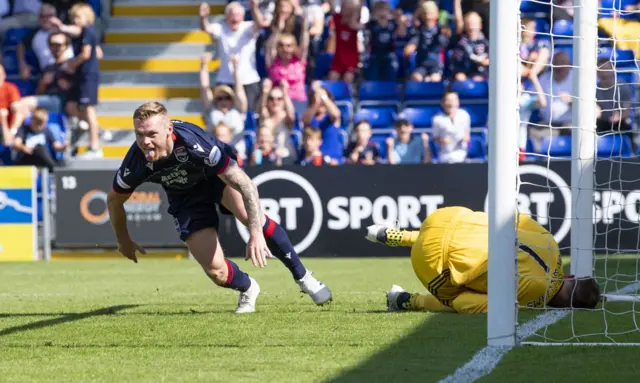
[266,32,309,114]
[520,17,550,79]
[387,119,431,164]
[200,2,262,110]
[327,0,363,83]
[301,0,325,83]
[0,0,41,39]
[199,52,247,135]
[11,107,66,170]
[297,127,337,166]
[365,1,407,81]
[536,51,573,142]
[0,64,25,135]
[431,92,470,163]
[17,3,74,81]
[258,79,298,161]
[404,1,451,82]
[12,31,74,115]
[52,3,102,158]
[345,120,380,164]
[450,11,489,81]
[595,59,633,135]
[518,73,547,156]
[254,0,307,45]
[302,82,344,161]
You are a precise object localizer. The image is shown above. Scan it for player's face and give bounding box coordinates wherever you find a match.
[134,114,173,161]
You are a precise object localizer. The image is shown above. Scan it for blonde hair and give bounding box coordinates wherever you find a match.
[133,102,168,122]
[31,108,49,125]
[69,3,96,25]
[303,127,321,140]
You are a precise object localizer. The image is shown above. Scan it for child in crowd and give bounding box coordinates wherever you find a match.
[403,1,451,82]
[386,119,431,164]
[346,120,380,165]
[450,12,489,81]
[297,127,337,166]
[365,1,407,81]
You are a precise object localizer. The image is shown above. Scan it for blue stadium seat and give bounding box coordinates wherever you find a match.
[357,81,402,110]
[403,81,446,105]
[314,52,334,79]
[336,103,353,130]
[520,0,551,14]
[12,79,36,96]
[1,49,19,75]
[3,28,32,48]
[370,133,391,160]
[597,134,633,158]
[399,106,440,129]
[320,81,353,103]
[88,0,102,16]
[450,80,489,101]
[536,20,550,34]
[552,20,573,38]
[354,108,396,129]
[467,133,487,161]
[538,136,572,157]
[461,104,489,127]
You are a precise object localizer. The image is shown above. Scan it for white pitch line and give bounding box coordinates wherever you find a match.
[438,282,640,383]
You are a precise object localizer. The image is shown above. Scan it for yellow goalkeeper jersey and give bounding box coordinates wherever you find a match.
[410,207,564,313]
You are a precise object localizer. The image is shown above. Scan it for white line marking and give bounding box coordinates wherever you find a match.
[438,282,640,383]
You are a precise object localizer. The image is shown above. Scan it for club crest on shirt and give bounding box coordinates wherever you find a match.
[174,146,188,162]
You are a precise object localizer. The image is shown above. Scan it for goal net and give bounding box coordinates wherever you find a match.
[488,0,640,346]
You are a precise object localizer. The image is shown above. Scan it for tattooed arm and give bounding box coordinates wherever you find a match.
[218,159,273,266]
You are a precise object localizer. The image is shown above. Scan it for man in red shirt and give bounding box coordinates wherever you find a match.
[0,64,24,135]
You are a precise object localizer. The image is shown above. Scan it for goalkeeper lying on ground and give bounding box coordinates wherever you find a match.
[366,206,601,313]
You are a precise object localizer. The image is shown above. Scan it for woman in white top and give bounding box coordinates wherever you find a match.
[199,52,247,137]
[431,91,470,164]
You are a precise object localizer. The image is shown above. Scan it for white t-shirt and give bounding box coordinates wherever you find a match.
[539,70,573,126]
[207,108,245,136]
[32,29,74,69]
[209,21,261,85]
[432,109,471,164]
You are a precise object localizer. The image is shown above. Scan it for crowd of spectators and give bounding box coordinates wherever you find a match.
[0,0,103,167]
[198,0,639,167]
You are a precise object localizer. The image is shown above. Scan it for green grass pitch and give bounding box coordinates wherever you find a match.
[1,257,640,382]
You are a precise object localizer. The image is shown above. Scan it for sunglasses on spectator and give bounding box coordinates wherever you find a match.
[215,95,232,102]
[268,96,283,101]
[49,42,66,48]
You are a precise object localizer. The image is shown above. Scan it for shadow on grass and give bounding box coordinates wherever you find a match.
[0,305,139,338]
[328,312,488,383]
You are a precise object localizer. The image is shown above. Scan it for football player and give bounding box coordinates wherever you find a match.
[366,206,601,313]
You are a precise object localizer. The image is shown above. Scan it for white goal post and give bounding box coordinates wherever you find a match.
[488,0,640,347]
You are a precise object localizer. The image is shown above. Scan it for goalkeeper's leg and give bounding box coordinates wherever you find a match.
[366,224,420,247]
[386,285,456,312]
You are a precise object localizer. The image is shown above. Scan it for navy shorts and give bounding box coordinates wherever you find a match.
[168,181,234,242]
[72,72,99,106]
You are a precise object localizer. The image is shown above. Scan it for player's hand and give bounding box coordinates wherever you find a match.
[246,233,272,267]
[117,239,146,263]
[199,2,210,18]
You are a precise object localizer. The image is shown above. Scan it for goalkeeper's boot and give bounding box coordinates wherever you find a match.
[297,270,332,306]
[366,224,404,247]
[386,285,411,312]
[235,277,260,314]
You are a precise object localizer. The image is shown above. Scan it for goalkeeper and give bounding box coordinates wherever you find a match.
[366,206,601,313]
